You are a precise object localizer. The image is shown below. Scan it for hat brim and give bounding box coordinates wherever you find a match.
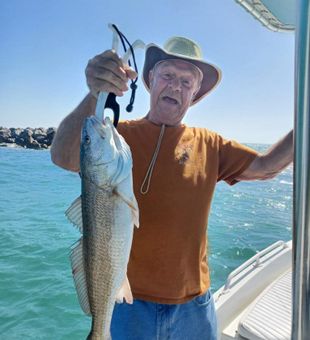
[142,44,222,105]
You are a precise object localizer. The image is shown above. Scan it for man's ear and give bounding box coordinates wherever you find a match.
[191,91,198,103]
[191,83,201,102]
[149,70,154,88]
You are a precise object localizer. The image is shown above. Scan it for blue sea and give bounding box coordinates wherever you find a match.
[0,146,292,339]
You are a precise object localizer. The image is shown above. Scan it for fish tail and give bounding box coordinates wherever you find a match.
[86,331,104,340]
[87,319,111,340]
[86,321,102,340]
[86,331,111,340]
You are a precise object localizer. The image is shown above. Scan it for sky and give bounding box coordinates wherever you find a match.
[0,0,295,143]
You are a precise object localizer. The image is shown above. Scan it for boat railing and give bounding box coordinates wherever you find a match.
[235,0,295,32]
[223,240,289,292]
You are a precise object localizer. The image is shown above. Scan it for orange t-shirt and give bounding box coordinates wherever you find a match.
[117,118,258,304]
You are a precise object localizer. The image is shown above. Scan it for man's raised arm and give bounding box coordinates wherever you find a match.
[50,93,96,172]
[236,130,294,181]
[50,50,137,172]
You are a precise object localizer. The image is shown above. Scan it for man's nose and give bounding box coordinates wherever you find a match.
[168,78,181,91]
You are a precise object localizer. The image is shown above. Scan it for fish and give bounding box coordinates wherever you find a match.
[65,115,139,340]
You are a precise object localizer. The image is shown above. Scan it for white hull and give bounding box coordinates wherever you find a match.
[214,240,292,339]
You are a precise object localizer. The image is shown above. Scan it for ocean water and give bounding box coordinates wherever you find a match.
[0,146,292,339]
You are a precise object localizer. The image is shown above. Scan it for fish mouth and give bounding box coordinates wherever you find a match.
[82,116,116,166]
[88,116,107,139]
[103,116,114,128]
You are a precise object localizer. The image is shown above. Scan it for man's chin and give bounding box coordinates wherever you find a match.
[158,112,183,126]
[158,102,180,114]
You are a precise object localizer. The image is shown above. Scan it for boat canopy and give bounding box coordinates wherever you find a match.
[235,0,296,32]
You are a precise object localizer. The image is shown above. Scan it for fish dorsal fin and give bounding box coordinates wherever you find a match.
[65,196,83,232]
[70,238,91,316]
[115,275,133,304]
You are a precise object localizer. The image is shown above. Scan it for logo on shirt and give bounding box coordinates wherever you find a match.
[175,144,193,165]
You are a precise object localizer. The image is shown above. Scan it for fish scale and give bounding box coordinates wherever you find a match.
[66,116,139,340]
[82,183,126,337]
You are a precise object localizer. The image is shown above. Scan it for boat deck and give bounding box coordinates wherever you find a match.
[215,241,292,339]
[238,269,291,339]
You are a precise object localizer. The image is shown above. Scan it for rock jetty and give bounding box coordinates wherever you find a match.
[0,127,56,149]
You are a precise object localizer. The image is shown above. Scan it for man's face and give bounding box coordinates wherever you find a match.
[147,59,202,126]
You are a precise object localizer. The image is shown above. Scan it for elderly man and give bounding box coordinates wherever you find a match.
[51,37,293,339]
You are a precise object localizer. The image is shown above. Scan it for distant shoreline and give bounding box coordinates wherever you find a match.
[0,127,56,150]
[0,127,271,151]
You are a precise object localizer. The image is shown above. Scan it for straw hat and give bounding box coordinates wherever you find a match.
[142,37,222,105]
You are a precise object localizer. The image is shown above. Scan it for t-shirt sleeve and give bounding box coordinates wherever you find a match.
[116,120,129,140]
[217,135,259,185]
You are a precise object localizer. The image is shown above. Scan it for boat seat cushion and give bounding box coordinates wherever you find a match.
[238,269,292,340]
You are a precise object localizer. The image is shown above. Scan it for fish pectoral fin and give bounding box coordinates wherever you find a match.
[115,275,133,304]
[65,196,83,233]
[70,238,91,316]
[130,196,139,229]
[113,188,139,228]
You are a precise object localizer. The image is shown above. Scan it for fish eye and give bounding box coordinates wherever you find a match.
[85,135,91,144]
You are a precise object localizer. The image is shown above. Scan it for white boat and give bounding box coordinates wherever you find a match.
[214,1,310,339]
[214,240,292,339]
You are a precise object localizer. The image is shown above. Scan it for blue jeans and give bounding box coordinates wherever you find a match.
[110,289,217,340]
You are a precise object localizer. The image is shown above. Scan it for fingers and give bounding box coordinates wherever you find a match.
[85,50,137,97]
[124,66,138,80]
[88,78,125,97]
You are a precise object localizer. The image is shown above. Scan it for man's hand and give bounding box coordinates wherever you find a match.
[85,50,138,98]
[51,50,138,172]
